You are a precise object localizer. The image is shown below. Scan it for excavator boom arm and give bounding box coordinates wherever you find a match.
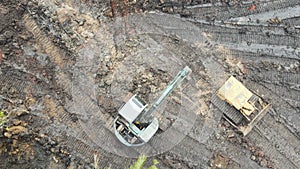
[139,66,192,122]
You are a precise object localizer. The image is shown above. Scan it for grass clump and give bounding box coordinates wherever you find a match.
[0,110,7,128]
[130,155,159,169]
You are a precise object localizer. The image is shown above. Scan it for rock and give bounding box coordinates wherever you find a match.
[16,109,29,117]
[242,143,248,149]
[49,140,57,146]
[149,85,156,92]
[4,31,14,39]
[257,150,264,157]
[215,133,221,140]
[9,125,27,135]
[52,155,59,163]
[250,155,256,161]
[104,73,113,85]
[50,147,59,153]
[4,132,12,138]
[260,159,268,167]
[37,137,48,145]
[67,160,77,169]
[173,163,182,169]
[12,120,22,126]
[60,148,70,155]
[249,146,256,153]
[226,130,235,138]
[80,30,94,38]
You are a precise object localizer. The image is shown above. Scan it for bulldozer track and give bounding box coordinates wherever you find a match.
[23,15,64,67]
[192,21,292,35]
[182,0,300,21]
[0,72,27,96]
[22,11,114,163]
[210,31,299,48]
[282,17,300,26]
[186,21,300,48]
[44,107,131,168]
[246,71,300,108]
[228,49,298,62]
[263,83,300,101]
[253,70,300,87]
[45,124,127,168]
[169,136,213,169]
[259,114,300,166]
[246,80,299,132]
[248,126,299,169]
[185,129,262,169]
[211,94,244,124]
[0,68,52,100]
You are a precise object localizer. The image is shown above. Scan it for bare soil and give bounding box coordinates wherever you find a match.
[0,0,299,169]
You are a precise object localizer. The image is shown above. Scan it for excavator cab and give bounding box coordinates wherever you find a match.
[114,94,159,146]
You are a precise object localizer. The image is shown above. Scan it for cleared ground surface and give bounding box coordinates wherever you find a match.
[0,0,299,168]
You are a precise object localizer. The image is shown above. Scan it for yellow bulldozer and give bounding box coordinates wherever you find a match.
[212,76,271,136]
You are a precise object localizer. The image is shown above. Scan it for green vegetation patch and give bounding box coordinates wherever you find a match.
[0,110,7,127]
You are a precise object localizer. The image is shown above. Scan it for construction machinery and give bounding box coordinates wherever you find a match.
[114,66,192,146]
[212,76,271,136]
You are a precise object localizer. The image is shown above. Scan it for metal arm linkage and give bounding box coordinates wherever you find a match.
[138,66,192,123]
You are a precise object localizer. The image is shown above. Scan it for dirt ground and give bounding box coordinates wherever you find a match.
[0,0,299,168]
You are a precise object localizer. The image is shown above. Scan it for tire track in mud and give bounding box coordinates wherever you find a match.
[192,21,294,35]
[282,17,300,26]
[0,68,51,101]
[44,126,125,168]
[210,31,299,48]
[252,70,300,87]
[176,21,300,61]
[22,12,109,162]
[227,43,299,61]
[23,12,92,114]
[182,0,300,21]
[248,125,299,169]
[22,8,160,160]
[242,81,300,168]
[247,70,300,102]
[262,83,300,102]
[0,66,221,168]
[40,97,132,168]
[259,114,300,166]
[169,136,213,169]
[246,69,300,109]
[191,22,300,48]
[0,72,27,96]
[23,16,60,63]
[245,79,299,135]
[227,49,299,62]
[183,127,264,169]
[23,2,140,159]
[0,69,112,165]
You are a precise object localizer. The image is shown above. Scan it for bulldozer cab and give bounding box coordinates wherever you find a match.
[217,76,256,117]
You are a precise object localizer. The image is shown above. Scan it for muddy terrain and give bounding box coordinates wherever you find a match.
[0,0,299,169]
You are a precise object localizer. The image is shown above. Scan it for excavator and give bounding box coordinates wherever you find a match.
[113,66,192,146]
